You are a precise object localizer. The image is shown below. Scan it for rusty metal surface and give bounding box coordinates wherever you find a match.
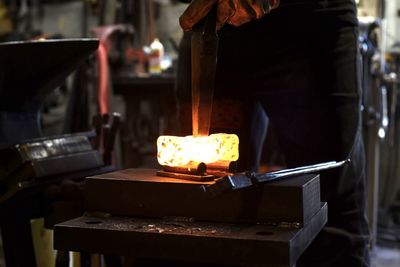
[54,203,327,267]
[85,169,321,226]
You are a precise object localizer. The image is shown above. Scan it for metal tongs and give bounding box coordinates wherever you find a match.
[204,159,350,197]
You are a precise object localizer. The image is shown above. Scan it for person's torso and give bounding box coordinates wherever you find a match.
[279,0,357,23]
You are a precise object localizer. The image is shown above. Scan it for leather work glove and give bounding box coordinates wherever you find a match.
[180,0,280,31]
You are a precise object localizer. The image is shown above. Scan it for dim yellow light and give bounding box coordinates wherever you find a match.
[157,133,239,167]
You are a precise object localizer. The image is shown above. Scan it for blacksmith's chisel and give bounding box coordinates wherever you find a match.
[191,3,218,136]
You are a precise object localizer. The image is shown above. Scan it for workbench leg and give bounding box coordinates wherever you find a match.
[246,264,289,267]
[1,217,36,267]
[80,252,92,267]
[123,256,136,267]
[55,251,69,267]
[104,255,123,267]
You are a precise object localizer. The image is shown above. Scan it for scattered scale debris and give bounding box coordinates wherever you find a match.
[82,215,301,237]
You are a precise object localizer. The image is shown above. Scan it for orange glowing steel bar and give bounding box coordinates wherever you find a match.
[157,133,239,167]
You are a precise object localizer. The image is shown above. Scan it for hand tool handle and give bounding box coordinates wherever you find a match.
[191,3,218,136]
[252,160,350,183]
[269,161,337,175]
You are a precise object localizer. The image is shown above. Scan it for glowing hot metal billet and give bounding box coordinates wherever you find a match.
[156,133,239,167]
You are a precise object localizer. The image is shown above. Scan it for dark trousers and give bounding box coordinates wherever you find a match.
[176,9,370,266]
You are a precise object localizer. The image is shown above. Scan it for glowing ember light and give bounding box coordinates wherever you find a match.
[157,133,239,167]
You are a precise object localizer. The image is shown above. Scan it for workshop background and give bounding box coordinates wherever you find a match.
[1,0,400,266]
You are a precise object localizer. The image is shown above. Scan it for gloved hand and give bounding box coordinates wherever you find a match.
[180,0,280,31]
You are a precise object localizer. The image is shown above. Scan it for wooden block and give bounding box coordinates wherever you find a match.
[85,168,321,225]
